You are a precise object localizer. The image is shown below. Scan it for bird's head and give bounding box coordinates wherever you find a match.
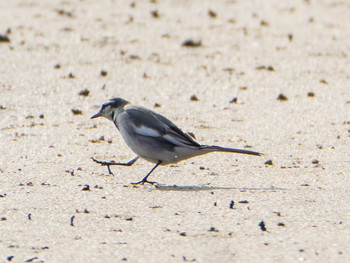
[91,97,130,121]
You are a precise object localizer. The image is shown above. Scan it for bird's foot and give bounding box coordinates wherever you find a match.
[91,158,115,175]
[92,158,116,166]
[131,179,158,185]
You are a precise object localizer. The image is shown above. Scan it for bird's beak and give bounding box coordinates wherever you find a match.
[91,112,101,119]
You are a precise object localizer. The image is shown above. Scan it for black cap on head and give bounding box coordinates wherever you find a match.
[91,98,130,120]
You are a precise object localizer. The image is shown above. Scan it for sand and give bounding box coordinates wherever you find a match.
[1,0,349,262]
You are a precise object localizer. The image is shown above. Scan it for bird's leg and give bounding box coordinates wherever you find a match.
[92,156,139,175]
[131,160,162,185]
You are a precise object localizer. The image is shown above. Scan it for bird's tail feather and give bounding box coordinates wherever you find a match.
[200,145,262,156]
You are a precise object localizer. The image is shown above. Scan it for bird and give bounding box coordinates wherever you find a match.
[91,98,262,184]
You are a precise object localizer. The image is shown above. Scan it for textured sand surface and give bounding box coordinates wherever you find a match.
[1,0,349,262]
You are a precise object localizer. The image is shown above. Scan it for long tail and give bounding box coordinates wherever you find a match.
[200,145,262,156]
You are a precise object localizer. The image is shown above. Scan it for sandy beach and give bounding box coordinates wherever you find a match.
[1,0,349,262]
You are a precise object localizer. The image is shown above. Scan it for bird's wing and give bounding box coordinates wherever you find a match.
[125,106,201,147]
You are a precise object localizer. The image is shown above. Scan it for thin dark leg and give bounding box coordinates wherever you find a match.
[131,160,162,185]
[92,156,139,175]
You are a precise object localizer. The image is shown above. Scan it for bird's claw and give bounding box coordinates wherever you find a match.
[131,180,158,185]
[92,158,115,165]
[106,165,114,175]
[91,158,114,175]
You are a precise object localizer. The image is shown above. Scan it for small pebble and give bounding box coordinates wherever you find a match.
[256,65,274,71]
[277,93,288,101]
[230,97,238,103]
[0,34,10,42]
[190,95,199,101]
[81,185,90,191]
[229,200,234,209]
[266,65,274,71]
[260,20,269,26]
[259,220,267,231]
[208,227,219,232]
[78,89,90,96]
[151,10,159,18]
[264,159,273,165]
[68,72,75,78]
[255,65,266,70]
[100,70,108,77]
[208,10,217,18]
[72,109,82,115]
[182,39,201,47]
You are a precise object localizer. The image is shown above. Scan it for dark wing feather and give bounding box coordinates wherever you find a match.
[125,106,200,147]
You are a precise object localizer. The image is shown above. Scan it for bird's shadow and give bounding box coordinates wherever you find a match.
[153,184,287,192]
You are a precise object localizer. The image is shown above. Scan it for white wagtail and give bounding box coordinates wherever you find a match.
[91,98,262,184]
